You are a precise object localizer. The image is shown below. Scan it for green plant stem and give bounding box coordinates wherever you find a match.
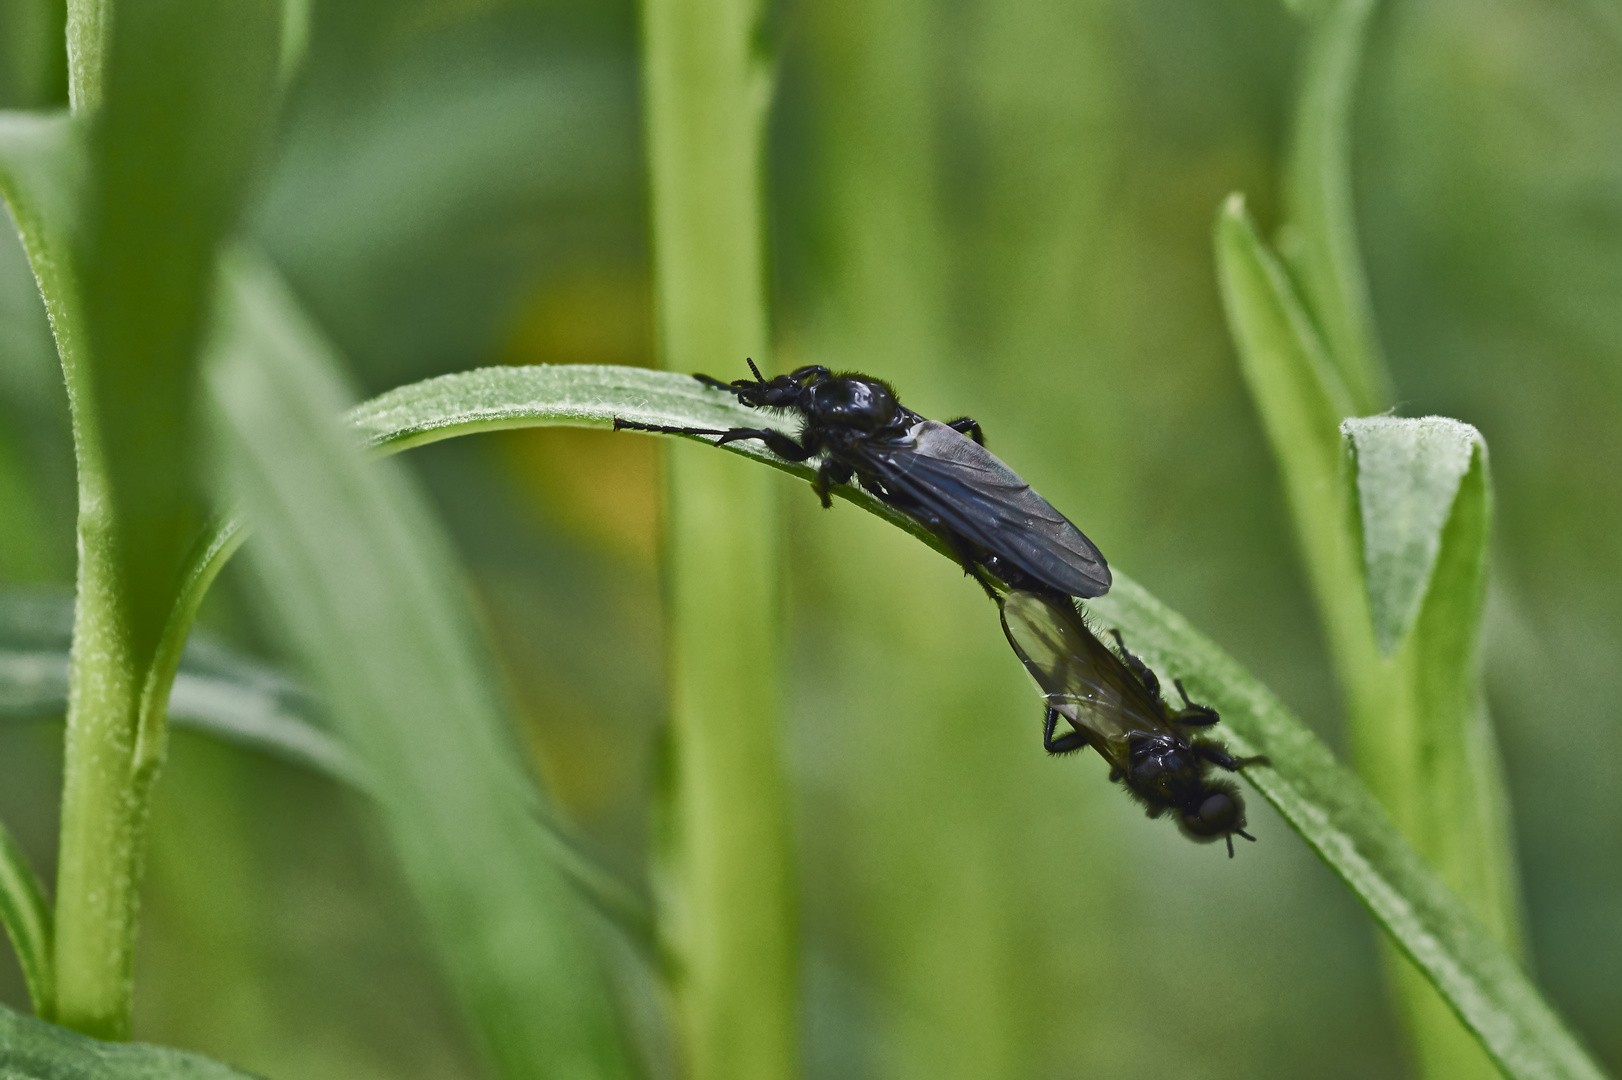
[640,1,795,1078]
[64,0,105,112]
[36,122,146,1033]
[53,476,147,1039]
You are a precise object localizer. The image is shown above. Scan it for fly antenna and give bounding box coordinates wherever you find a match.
[746,356,766,383]
[1225,835,1234,859]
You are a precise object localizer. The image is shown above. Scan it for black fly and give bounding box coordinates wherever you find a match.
[613,361,1111,600]
[998,588,1266,856]
[615,362,1259,854]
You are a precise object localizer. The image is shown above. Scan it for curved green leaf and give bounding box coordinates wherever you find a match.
[1343,417,1525,1077]
[209,256,635,1080]
[1280,0,1391,413]
[1216,194,1369,668]
[351,362,769,452]
[340,361,1600,1080]
[0,589,364,787]
[0,1001,259,1078]
[1345,417,1481,656]
[348,363,924,526]
[0,818,52,1020]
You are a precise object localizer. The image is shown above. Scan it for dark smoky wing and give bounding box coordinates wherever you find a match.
[998,590,1172,763]
[860,421,1111,598]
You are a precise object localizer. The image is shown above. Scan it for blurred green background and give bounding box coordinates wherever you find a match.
[1,0,1619,1076]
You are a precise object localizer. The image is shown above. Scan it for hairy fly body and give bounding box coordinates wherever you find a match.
[998,588,1266,855]
[613,361,1111,600]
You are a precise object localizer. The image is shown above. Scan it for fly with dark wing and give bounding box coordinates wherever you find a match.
[613,360,1111,600]
[998,588,1267,856]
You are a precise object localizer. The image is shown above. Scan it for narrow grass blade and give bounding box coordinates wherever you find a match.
[1280,0,1391,413]
[0,111,85,376]
[0,818,53,1020]
[208,256,634,1080]
[0,1001,258,1078]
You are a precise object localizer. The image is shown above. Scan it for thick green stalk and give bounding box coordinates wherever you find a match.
[27,0,281,1036]
[0,112,149,1038]
[52,491,146,1038]
[640,2,795,1080]
[40,6,119,1029]
[64,0,106,112]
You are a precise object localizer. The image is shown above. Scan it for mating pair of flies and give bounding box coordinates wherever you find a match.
[616,361,1266,856]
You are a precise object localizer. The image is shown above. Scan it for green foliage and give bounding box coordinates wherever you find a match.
[1280,0,1390,413]
[74,0,279,675]
[1220,194,1523,1080]
[2,0,283,1037]
[332,362,1605,1080]
[1090,577,1593,1080]
[0,0,1617,1076]
[206,257,634,1080]
[0,1001,258,1078]
[640,1,796,1077]
[1346,418,1484,658]
[1219,2,1529,1071]
[0,819,52,1020]
[346,364,946,547]
[0,589,361,786]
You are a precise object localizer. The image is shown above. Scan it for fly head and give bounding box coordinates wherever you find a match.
[1176,779,1255,857]
[705,361,832,410]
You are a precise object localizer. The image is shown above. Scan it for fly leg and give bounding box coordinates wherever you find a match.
[942,529,1001,601]
[1042,707,1088,756]
[612,419,812,462]
[945,416,986,446]
[1192,740,1270,772]
[811,460,853,509]
[1107,629,1164,703]
[1172,679,1221,727]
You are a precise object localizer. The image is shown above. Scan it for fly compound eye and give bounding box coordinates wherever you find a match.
[1183,791,1239,837]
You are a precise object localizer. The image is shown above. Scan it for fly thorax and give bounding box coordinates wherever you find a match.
[1127,734,1200,799]
[807,375,902,432]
